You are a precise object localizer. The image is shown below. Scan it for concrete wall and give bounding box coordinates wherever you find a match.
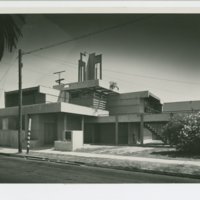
[72,131,83,150]
[84,123,95,144]
[0,112,84,148]
[56,113,83,142]
[118,123,128,145]
[69,93,93,107]
[144,122,167,140]
[107,91,162,115]
[0,130,25,148]
[0,116,18,130]
[84,123,115,145]
[97,123,115,145]
[128,123,140,145]
[84,122,141,145]
[144,128,152,140]
[163,101,200,113]
[67,114,82,130]
[107,93,144,115]
[144,96,162,113]
[27,113,57,146]
[5,89,46,107]
[54,130,83,151]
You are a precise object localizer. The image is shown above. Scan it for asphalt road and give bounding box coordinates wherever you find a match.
[0,156,199,183]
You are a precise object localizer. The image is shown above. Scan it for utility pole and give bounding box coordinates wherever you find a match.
[18,49,23,153]
[53,70,65,85]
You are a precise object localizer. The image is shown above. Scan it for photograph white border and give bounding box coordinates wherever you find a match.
[0,1,200,199]
[0,1,200,13]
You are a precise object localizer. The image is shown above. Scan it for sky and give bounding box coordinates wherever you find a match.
[1,14,200,107]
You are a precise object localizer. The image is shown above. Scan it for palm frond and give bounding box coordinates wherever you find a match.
[0,15,25,61]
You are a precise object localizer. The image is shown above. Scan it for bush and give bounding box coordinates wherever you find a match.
[177,112,200,154]
[162,112,200,154]
[162,114,184,146]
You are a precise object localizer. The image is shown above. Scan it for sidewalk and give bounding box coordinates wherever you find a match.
[0,147,200,179]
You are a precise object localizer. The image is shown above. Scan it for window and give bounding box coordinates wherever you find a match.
[2,118,8,130]
[65,131,72,141]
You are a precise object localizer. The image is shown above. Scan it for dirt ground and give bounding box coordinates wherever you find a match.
[76,144,200,161]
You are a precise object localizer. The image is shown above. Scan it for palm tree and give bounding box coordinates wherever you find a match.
[109,81,119,91]
[0,15,25,61]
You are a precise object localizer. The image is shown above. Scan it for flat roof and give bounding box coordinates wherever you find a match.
[163,100,200,112]
[60,80,119,95]
[5,85,60,97]
[109,90,161,101]
[0,102,109,117]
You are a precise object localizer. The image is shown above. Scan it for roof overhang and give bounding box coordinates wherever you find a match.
[0,102,109,117]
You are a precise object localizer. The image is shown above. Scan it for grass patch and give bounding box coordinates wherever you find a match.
[76,145,200,161]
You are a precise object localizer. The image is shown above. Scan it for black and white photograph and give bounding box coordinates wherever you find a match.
[1,12,200,185]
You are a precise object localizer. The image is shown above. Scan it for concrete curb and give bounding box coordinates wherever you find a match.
[0,152,200,180]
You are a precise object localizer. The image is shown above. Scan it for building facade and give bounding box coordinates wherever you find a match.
[0,52,199,149]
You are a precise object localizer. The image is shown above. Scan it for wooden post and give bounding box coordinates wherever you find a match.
[115,115,119,145]
[140,114,144,145]
[18,49,23,153]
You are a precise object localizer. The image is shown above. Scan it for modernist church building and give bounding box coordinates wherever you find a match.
[0,52,200,149]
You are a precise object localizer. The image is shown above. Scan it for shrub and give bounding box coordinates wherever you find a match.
[162,112,200,154]
[162,114,184,146]
[176,112,200,154]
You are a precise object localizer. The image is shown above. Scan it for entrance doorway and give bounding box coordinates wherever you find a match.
[44,122,56,145]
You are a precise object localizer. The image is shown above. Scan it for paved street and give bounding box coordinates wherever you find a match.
[0,156,199,183]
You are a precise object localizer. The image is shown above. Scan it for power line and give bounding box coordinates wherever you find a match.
[27,53,77,70]
[23,67,55,76]
[104,74,188,97]
[27,52,200,86]
[104,68,200,86]
[23,15,155,56]
[0,62,16,83]
[29,53,77,66]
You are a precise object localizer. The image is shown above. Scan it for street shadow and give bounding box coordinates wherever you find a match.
[151,151,200,159]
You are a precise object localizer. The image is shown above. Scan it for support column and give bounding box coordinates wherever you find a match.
[81,116,84,143]
[80,66,82,82]
[115,115,119,145]
[95,66,98,80]
[128,122,133,146]
[62,114,67,141]
[78,65,80,82]
[25,114,29,139]
[57,113,67,141]
[140,114,144,145]
[100,55,102,80]
[92,124,95,144]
